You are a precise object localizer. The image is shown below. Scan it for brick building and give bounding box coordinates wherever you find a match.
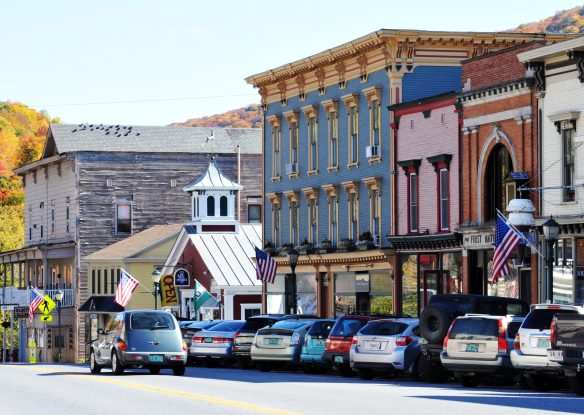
[458,42,545,303]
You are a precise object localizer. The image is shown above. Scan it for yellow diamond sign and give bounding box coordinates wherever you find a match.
[40,295,56,315]
[40,315,53,322]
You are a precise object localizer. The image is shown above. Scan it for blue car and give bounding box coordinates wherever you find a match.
[300,319,336,373]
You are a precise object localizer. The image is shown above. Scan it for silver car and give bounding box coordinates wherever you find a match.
[189,320,245,365]
[251,318,319,372]
[350,318,420,380]
[511,304,583,390]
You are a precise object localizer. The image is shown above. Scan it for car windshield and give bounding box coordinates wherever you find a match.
[449,318,498,339]
[522,309,577,330]
[359,321,408,336]
[308,320,335,337]
[475,301,527,316]
[330,318,367,337]
[507,321,522,338]
[130,312,175,330]
[271,320,313,330]
[240,318,275,331]
[208,321,245,332]
[186,321,219,329]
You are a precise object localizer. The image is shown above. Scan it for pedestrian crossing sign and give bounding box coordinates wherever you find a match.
[40,295,56,315]
[40,315,53,322]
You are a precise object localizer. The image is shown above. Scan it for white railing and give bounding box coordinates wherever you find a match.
[45,289,74,308]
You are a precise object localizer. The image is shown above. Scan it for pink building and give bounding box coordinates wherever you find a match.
[388,92,463,316]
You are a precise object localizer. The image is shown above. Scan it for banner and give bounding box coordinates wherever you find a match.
[193,280,220,316]
[160,275,178,307]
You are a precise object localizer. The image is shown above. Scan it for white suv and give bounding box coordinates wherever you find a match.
[510,304,583,390]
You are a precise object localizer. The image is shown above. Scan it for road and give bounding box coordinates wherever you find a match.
[0,363,582,415]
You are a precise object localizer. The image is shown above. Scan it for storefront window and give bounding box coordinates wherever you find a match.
[333,271,392,316]
[401,255,418,317]
[442,252,462,294]
[266,274,285,314]
[335,273,356,316]
[553,238,573,304]
[296,273,317,315]
[576,239,584,303]
[370,270,393,314]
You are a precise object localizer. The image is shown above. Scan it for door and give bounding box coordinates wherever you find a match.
[421,270,449,308]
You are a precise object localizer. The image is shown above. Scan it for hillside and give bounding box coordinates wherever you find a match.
[171,104,262,129]
[511,5,584,33]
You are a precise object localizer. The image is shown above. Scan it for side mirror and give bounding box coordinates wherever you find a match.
[97,328,105,335]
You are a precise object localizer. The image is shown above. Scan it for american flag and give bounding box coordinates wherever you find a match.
[255,246,277,284]
[492,212,523,285]
[114,269,139,307]
[28,288,44,322]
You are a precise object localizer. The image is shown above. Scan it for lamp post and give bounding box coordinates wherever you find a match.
[287,248,299,315]
[54,290,64,363]
[151,270,162,310]
[542,216,560,303]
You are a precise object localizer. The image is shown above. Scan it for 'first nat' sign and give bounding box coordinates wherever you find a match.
[463,233,494,249]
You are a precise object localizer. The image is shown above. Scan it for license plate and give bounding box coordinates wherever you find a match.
[420,338,428,345]
[150,354,164,362]
[537,338,551,348]
[548,350,563,361]
[265,338,281,345]
[465,343,479,352]
[367,341,381,350]
[334,355,344,364]
[204,338,213,343]
[313,339,324,346]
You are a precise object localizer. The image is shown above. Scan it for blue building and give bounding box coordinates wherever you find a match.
[245,29,556,317]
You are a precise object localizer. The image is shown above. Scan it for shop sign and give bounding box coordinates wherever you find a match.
[174,268,190,287]
[463,233,494,249]
[161,275,178,307]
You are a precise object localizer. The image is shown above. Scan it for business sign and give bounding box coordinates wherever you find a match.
[160,275,178,307]
[174,268,190,287]
[462,232,494,249]
[0,305,16,311]
[14,306,29,319]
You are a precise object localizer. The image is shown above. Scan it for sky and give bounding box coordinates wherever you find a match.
[1,0,581,126]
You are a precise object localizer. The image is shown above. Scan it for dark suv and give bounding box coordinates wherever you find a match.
[323,313,408,375]
[419,294,528,382]
[232,314,317,368]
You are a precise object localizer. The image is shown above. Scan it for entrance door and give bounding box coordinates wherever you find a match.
[421,270,449,308]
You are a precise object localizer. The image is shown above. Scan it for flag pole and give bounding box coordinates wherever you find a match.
[120,268,154,295]
[497,209,544,260]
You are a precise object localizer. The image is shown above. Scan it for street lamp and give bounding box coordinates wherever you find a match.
[542,216,560,303]
[54,290,64,363]
[287,248,299,315]
[151,270,162,310]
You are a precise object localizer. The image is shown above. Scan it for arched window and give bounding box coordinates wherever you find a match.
[220,196,228,217]
[207,196,215,216]
[484,144,512,222]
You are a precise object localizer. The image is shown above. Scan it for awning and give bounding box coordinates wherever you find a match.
[78,296,124,313]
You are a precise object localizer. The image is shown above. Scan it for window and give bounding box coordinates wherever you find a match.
[349,193,359,240]
[364,177,382,246]
[115,196,132,234]
[309,116,318,173]
[484,144,512,222]
[371,99,380,148]
[51,208,55,238]
[274,203,281,247]
[309,198,318,244]
[268,115,282,179]
[409,173,419,233]
[562,126,575,202]
[40,225,44,239]
[323,99,339,171]
[103,268,109,294]
[330,196,338,245]
[97,269,101,294]
[29,227,32,241]
[220,196,228,216]
[349,106,359,165]
[290,122,298,165]
[291,201,300,246]
[207,196,215,216]
[248,204,261,223]
[91,269,96,295]
[440,169,449,230]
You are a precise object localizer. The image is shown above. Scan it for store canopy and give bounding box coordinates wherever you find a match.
[78,296,124,313]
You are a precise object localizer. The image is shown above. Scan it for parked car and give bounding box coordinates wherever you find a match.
[511,303,583,391]
[189,320,245,366]
[419,294,528,382]
[251,318,320,371]
[440,314,524,387]
[233,314,317,368]
[350,318,421,380]
[548,313,584,395]
[300,319,337,373]
[181,320,222,348]
[323,313,406,376]
[89,310,187,376]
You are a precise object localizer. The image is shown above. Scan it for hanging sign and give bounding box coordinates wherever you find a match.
[174,268,190,287]
[160,275,178,307]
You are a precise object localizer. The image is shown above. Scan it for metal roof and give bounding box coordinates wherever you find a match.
[186,224,262,287]
[183,159,243,192]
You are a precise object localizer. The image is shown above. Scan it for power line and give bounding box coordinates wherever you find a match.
[29,93,259,108]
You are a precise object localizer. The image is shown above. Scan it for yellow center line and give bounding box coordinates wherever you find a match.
[14,365,302,415]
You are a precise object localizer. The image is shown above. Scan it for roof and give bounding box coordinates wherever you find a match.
[518,36,584,62]
[186,223,262,287]
[43,124,261,157]
[183,159,243,192]
[84,224,183,261]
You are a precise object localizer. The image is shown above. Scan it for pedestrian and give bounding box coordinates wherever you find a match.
[11,348,18,362]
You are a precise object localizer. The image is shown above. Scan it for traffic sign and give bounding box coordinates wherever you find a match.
[40,315,53,322]
[40,295,56,315]
[14,306,28,319]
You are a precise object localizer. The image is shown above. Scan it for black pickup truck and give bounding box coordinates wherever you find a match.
[548,313,584,395]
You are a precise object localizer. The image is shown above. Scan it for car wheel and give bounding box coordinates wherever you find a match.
[518,375,530,390]
[173,364,186,376]
[411,358,422,381]
[89,351,101,374]
[149,367,161,375]
[455,372,482,388]
[419,305,451,343]
[569,375,584,396]
[258,362,272,372]
[527,375,552,392]
[111,351,124,376]
[418,356,448,383]
[357,369,375,380]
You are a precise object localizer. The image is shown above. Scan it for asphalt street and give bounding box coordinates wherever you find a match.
[0,363,582,415]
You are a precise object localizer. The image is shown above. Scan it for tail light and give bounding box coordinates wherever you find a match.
[182,340,187,352]
[192,337,204,343]
[550,318,557,346]
[498,318,508,353]
[290,333,301,346]
[352,336,358,345]
[443,324,453,349]
[117,339,127,352]
[304,338,308,346]
[514,333,521,350]
[325,338,331,351]
[396,336,412,347]
[213,337,233,344]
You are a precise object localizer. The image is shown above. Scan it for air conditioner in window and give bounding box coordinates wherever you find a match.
[366,145,379,158]
[372,233,380,246]
[285,163,298,175]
